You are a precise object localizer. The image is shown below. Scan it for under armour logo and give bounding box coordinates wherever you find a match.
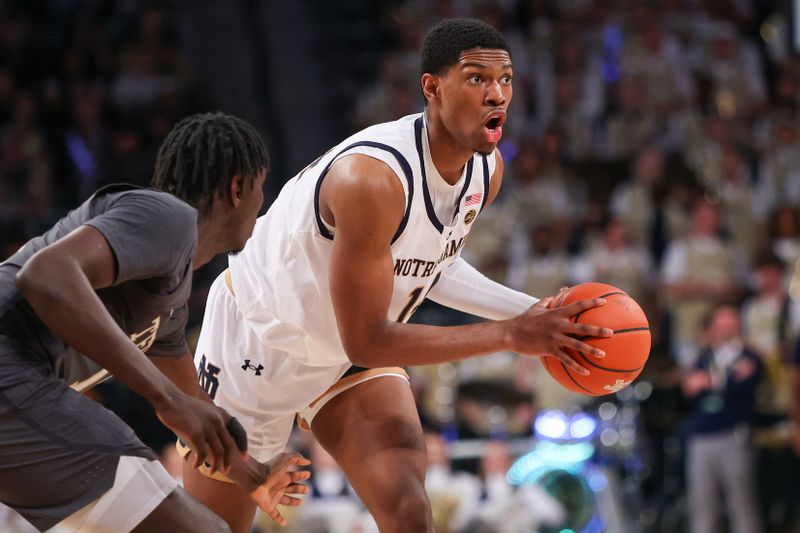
[241,359,264,376]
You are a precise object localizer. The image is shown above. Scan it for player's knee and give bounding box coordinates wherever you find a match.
[379,485,432,530]
[399,489,432,519]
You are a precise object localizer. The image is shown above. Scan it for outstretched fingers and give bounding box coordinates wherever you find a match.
[290,470,311,483]
[564,320,613,342]
[266,506,287,527]
[550,345,590,376]
[281,482,310,502]
[286,453,311,467]
[558,297,606,316]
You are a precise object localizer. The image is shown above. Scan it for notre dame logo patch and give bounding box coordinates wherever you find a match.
[464,209,477,225]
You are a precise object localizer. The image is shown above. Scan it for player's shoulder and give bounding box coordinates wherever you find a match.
[328,151,403,195]
[92,185,196,224]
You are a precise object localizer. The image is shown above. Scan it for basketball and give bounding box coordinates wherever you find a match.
[542,282,651,396]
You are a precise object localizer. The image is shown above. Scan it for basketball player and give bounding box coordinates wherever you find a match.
[185,20,612,533]
[0,113,309,532]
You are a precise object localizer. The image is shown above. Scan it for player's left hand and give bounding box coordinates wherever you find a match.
[250,452,312,526]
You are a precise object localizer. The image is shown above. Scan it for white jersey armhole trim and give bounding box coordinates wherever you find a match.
[487,149,498,179]
[319,148,411,234]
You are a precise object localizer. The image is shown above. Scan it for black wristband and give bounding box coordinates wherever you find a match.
[226,417,248,452]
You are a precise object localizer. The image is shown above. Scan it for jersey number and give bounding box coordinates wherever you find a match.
[396,273,441,322]
[197,354,221,400]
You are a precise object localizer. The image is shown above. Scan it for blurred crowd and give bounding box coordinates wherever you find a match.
[2,0,800,532]
[0,0,203,261]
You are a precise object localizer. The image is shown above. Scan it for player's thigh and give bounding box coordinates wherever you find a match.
[183,460,257,533]
[133,486,231,533]
[311,375,428,509]
[0,347,157,531]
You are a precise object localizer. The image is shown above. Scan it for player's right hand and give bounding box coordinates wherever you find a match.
[509,295,613,376]
[155,391,239,475]
[251,452,312,526]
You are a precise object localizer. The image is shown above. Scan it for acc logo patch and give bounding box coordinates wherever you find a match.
[464,209,477,225]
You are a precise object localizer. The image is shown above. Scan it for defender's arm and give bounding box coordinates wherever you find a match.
[16,225,239,473]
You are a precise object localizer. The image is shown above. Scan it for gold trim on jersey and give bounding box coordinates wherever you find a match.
[180,367,409,482]
[224,269,235,296]
[175,438,235,483]
[297,367,409,431]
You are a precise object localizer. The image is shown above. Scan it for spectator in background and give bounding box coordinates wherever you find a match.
[693,20,767,120]
[508,224,571,299]
[424,430,481,533]
[465,439,567,533]
[545,20,605,160]
[602,75,659,159]
[685,115,730,189]
[752,63,800,153]
[571,217,654,311]
[756,119,800,221]
[505,139,570,230]
[609,145,665,248]
[621,4,694,114]
[506,130,585,249]
[660,163,701,244]
[662,199,741,367]
[769,206,800,273]
[352,53,417,130]
[742,253,799,414]
[742,253,800,532]
[683,305,763,533]
[701,143,759,263]
[64,85,108,201]
[100,118,159,187]
[479,440,514,504]
[0,91,52,219]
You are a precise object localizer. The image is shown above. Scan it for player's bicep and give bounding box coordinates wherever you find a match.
[329,225,396,352]
[323,158,405,355]
[29,225,118,289]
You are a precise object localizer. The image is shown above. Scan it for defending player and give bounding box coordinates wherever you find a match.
[0,112,309,532]
[186,20,611,533]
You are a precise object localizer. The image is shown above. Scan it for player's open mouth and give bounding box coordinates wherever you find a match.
[483,112,506,143]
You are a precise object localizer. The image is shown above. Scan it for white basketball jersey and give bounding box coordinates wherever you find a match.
[229,113,496,366]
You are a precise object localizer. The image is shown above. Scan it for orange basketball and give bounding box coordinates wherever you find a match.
[542,282,651,396]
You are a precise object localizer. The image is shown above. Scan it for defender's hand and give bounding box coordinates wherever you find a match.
[508,295,612,376]
[155,392,238,475]
[251,452,312,526]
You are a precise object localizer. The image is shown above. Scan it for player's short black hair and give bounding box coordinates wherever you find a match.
[151,112,268,209]
[421,18,510,76]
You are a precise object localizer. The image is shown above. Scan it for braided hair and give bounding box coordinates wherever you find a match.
[151,112,269,210]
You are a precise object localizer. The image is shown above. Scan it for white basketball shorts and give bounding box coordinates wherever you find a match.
[195,272,409,463]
